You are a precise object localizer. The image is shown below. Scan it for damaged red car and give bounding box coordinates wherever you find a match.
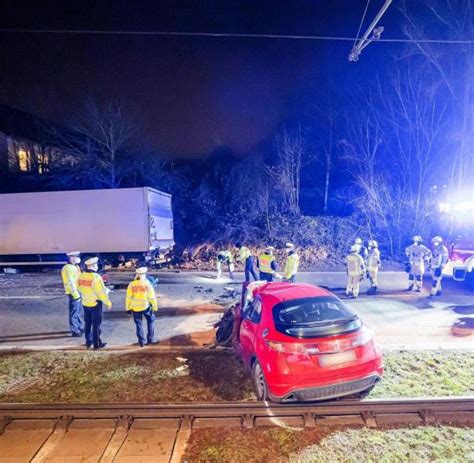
[229,282,383,402]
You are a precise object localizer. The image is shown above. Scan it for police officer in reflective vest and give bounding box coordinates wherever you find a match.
[366,240,381,294]
[284,243,300,282]
[257,246,277,282]
[430,236,449,297]
[405,236,432,292]
[126,267,158,347]
[345,244,366,298]
[61,251,83,337]
[236,243,258,282]
[78,257,112,349]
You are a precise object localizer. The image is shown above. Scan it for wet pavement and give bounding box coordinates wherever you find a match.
[0,270,473,351]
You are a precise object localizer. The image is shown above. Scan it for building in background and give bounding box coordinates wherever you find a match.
[0,104,75,191]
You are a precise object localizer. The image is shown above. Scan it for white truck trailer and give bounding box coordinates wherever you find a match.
[0,187,174,266]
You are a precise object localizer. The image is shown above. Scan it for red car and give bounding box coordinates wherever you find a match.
[232,282,383,402]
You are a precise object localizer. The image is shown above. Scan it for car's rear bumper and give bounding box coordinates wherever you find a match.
[270,373,382,402]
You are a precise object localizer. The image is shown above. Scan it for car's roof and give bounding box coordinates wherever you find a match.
[252,282,332,306]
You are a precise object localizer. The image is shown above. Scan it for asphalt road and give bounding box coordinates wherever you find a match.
[0,270,473,350]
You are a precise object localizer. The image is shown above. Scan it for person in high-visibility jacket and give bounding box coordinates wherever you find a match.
[345,244,366,298]
[236,243,258,282]
[430,236,449,297]
[257,246,277,282]
[405,236,432,292]
[366,240,381,294]
[126,267,158,347]
[216,250,234,280]
[78,257,112,349]
[61,251,83,337]
[284,243,299,282]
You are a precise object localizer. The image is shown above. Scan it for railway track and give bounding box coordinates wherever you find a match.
[1,397,473,462]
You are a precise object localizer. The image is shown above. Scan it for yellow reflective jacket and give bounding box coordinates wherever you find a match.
[284,252,300,279]
[239,246,251,261]
[258,253,275,274]
[78,271,111,308]
[126,279,158,312]
[61,263,81,299]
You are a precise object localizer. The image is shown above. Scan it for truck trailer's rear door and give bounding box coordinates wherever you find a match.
[145,188,174,250]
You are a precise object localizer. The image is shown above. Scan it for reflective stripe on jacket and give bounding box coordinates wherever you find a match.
[78,271,111,307]
[367,249,381,271]
[346,254,365,276]
[126,279,158,312]
[405,244,431,265]
[61,264,81,299]
[285,253,299,279]
[239,246,251,261]
[258,253,275,274]
[432,245,449,268]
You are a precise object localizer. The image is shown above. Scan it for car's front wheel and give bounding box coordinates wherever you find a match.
[252,360,268,401]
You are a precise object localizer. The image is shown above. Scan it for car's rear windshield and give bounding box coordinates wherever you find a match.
[272,296,361,338]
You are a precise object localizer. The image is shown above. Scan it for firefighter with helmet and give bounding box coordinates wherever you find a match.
[405,236,432,292]
[366,240,381,294]
[430,236,449,297]
[345,244,366,298]
[354,237,368,259]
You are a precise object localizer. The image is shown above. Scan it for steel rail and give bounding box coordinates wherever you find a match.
[1,397,473,428]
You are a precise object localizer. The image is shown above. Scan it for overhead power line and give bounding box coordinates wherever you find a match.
[0,28,473,44]
[349,0,392,62]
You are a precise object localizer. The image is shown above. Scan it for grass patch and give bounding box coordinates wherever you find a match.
[0,349,472,403]
[373,350,474,398]
[0,350,254,403]
[292,426,474,463]
[184,426,474,463]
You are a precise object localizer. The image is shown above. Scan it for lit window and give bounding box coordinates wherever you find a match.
[17,148,30,172]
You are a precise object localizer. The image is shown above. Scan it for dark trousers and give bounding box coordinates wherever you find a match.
[245,256,258,282]
[68,295,83,335]
[259,271,274,282]
[287,275,296,283]
[84,302,103,348]
[133,307,156,345]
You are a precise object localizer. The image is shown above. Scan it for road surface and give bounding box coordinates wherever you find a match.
[0,270,472,350]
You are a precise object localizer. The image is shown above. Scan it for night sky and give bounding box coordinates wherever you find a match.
[1,1,406,157]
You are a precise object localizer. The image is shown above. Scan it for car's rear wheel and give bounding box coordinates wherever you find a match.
[252,360,268,401]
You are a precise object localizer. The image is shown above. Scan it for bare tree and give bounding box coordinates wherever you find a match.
[267,127,307,216]
[400,0,473,189]
[313,93,340,212]
[342,65,448,257]
[48,99,142,189]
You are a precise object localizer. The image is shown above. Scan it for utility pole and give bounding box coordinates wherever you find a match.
[349,0,393,62]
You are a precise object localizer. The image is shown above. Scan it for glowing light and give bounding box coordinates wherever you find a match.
[17,148,30,172]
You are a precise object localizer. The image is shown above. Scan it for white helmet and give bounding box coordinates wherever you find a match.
[350,244,360,252]
[368,240,378,248]
[354,238,363,245]
[432,236,443,244]
[412,235,422,243]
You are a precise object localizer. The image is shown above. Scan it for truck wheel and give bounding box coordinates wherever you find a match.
[252,360,268,401]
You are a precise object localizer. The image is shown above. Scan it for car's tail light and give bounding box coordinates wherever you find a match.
[265,329,373,355]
